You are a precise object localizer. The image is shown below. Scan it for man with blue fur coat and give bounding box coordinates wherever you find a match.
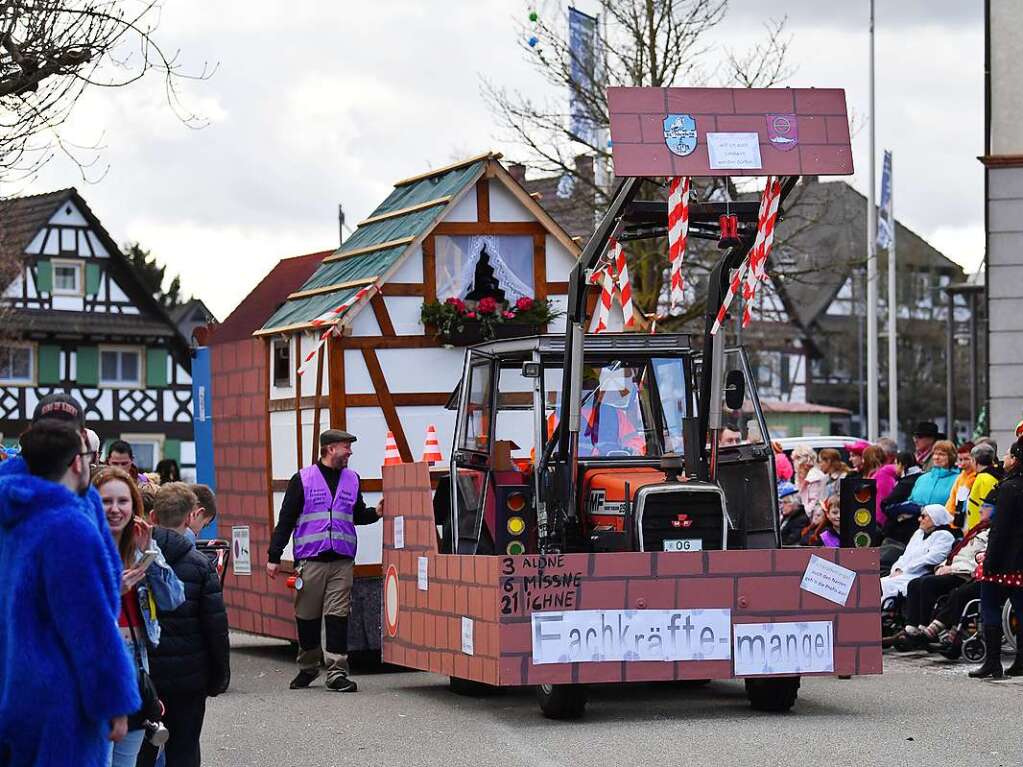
[0,399,140,766]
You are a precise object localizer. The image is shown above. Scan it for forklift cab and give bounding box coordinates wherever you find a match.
[437,333,778,557]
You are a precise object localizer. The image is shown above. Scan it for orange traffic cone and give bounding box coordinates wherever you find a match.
[383,431,402,466]
[421,424,443,464]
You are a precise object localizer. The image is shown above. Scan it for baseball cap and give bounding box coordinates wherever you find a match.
[32,393,84,428]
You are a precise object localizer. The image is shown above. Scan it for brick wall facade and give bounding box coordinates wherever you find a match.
[211,337,296,641]
[382,462,882,686]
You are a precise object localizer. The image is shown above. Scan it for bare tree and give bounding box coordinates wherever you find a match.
[482,0,794,326]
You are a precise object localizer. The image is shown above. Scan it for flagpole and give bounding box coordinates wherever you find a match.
[887,154,898,441]
[866,0,879,441]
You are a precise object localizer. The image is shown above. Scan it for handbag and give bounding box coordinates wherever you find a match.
[123,596,163,731]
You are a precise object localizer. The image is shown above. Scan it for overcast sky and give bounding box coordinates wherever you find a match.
[8,1,984,320]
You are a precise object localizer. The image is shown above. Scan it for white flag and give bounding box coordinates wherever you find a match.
[877,150,893,250]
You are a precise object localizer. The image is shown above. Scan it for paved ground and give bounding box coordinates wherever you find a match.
[201,632,1022,767]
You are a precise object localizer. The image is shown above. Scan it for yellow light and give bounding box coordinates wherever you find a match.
[854,509,872,527]
[507,492,526,512]
[853,531,872,548]
[506,540,525,555]
[507,516,526,536]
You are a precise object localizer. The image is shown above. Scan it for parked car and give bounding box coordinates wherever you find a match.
[775,435,862,464]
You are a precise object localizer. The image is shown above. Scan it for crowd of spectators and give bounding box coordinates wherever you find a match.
[0,393,230,766]
[774,420,1023,680]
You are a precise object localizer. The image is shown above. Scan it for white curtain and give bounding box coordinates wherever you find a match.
[434,235,534,303]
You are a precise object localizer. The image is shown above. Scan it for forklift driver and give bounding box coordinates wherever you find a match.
[582,366,646,456]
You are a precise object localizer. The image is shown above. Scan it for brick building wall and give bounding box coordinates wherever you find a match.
[211,337,295,641]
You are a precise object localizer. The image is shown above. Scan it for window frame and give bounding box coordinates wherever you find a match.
[98,344,143,389]
[51,258,84,296]
[0,342,35,386]
[118,432,164,474]
[272,337,292,389]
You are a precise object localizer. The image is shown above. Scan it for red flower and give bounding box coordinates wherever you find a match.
[515,296,534,312]
[478,297,498,314]
[502,311,515,319]
[465,311,477,319]
[445,297,466,313]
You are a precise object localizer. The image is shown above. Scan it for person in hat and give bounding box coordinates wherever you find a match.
[266,429,381,692]
[912,421,944,471]
[777,481,807,546]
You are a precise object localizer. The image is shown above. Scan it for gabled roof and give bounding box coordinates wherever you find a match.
[214,250,327,344]
[0,188,194,368]
[256,152,581,336]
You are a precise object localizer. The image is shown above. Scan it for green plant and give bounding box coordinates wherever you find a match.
[420,295,561,342]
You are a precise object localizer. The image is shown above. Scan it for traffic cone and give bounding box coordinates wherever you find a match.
[383,431,402,466]
[421,424,443,464]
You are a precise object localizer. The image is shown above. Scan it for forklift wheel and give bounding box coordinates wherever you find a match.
[448,676,502,697]
[744,677,800,712]
[536,683,588,720]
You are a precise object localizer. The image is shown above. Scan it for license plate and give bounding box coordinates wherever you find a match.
[663,538,702,552]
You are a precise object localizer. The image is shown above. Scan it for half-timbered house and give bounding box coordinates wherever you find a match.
[0,189,196,475]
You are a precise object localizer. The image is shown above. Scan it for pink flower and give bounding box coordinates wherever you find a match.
[465,311,477,319]
[445,297,466,313]
[502,311,515,319]
[515,296,534,312]
[478,297,498,314]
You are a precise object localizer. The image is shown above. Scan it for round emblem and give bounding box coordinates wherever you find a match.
[384,564,400,637]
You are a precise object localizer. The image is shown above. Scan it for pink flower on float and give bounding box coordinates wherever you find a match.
[445,297,466,312]
[465,311,477,319]
[478,297,498,314]
[515,296,534,311]
[502,311,515,319]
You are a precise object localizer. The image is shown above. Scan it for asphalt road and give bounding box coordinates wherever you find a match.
[200,632,1022,767]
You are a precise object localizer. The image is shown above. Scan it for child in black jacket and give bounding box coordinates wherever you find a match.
[139,482,230,767]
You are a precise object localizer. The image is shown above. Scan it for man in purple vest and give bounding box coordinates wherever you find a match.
[266,429,381,692]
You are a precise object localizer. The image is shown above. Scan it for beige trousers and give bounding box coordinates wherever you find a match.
[294,559,353,679]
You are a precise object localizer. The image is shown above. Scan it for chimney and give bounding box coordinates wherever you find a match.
[338,204,346,246]
[573,154,595,184]
[508,163,527,183]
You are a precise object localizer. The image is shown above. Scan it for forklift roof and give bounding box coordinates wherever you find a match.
[461,332,693,360]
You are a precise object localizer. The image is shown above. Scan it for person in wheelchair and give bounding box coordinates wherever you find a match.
[880,504,955,605]
[889,499,991,651]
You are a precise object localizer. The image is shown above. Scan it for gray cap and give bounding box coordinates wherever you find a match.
[320,429,357,447]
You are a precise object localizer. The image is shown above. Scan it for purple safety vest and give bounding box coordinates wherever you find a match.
[293,465,359,560]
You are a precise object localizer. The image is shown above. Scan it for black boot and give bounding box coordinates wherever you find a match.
[968,626,1004,679]
[1006,653,1023,677]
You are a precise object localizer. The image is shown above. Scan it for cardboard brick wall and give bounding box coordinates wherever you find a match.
[210,337,296,640]
[382,462,882,686]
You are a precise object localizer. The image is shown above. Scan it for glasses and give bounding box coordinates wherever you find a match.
[68,450,94,468]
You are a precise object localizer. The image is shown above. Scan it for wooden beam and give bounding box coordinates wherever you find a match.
[547,281,569,294]
[357,196,451,227]
[370,293,396,336]
[294,338,303,473]
[487,161,582,257]
[432,222,547,236]
[311,345,325,466]
[362,348,413,462]
[475,178,490,223]
[269,395,321,413]
[347,392,451,407]
[382,283,424,296]
[532,231,548,332]
[287,276,378,301]
[322,236,415,263]
[422,236,436,303]
[392,151,499,187]
[264,340,277,533]
[328,336,346,431]
[337,335,445,349]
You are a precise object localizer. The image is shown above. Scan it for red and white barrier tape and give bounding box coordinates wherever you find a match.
[296,285,377,376]
[667,176,690,310]
[593,237,634,333]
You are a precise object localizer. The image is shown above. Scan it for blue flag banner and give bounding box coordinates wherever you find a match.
[569,6,598,146]
[877,149,893,249]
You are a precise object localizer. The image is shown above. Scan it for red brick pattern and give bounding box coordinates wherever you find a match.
[210,338,296,640]
[607,86,853,178]
[382,465,882,686]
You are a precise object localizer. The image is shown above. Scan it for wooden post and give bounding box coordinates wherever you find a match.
[328,335,346,431]
[294,335,303,472]
[311,344,325,465]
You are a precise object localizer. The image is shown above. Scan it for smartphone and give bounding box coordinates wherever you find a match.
[136,549,160,571]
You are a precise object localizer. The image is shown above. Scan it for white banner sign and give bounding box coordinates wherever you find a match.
[231,526,250,576]
[417,556,428,591]
[733,621,834,676]
[531,609,731,665]
[461,617,474,656]
[707,132,763,169]
[393,516,405,549]
[800,555,856,606]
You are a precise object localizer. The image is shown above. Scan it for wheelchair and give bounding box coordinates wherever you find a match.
[955,598,1018,663]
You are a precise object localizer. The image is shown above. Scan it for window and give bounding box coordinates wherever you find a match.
[272,339,291,388]
[120,434,163,473]
[100,347,141,386]
[460,359,494,452]
[434,235,535,303]
[52,260,82,295]
[0,344,33,385]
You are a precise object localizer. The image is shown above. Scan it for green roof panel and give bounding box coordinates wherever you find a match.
[371,161,484,216]
[262,285,363,332]
[296,245,407,292]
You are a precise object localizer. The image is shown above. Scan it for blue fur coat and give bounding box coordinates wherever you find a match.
[0,457,140,766]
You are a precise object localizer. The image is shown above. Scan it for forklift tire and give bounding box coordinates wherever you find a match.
[536,683,587,720]
[448,676,501,697]
[744,676,800,712]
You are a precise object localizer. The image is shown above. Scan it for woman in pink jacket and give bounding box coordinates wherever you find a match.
[865,445,895,527]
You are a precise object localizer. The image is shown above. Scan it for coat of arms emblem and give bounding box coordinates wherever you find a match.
[663,114,697,157]
[766,113,799,151]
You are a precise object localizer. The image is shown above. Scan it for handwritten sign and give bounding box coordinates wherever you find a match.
[417,556,428,591]
[461,617,474,655]
[707,132,762,170]
[800,555,856,606]
[393,516,404,549]
[733,620,834,676]
[500,555,583,617]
